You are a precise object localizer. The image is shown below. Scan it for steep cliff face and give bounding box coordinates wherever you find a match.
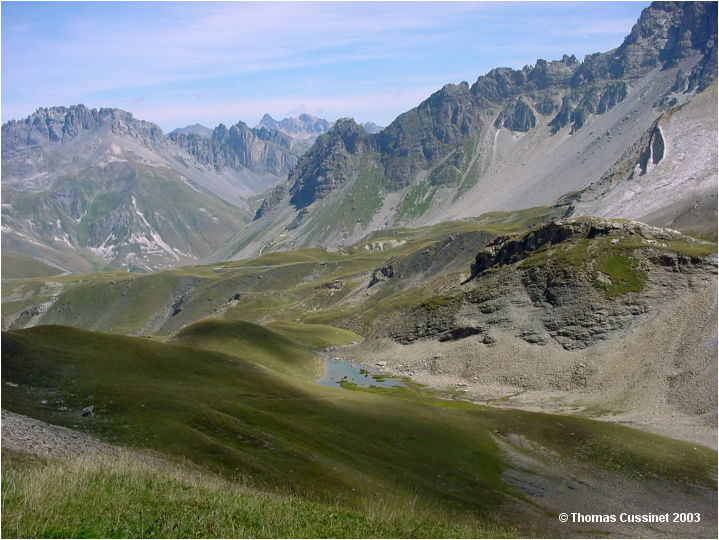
[169,121,300,178]
[572,1,717,87]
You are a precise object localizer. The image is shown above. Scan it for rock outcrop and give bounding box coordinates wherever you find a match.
[378,219,716,351]
[494,98,537,132]
[169,121,300,177]
[253,184,288,221]
[1,105,164,154]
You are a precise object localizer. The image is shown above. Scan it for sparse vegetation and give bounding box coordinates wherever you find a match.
[594,252,647,298]
[396,180,437,223]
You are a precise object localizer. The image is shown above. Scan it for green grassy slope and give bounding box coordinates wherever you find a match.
[1,253,65,279]
[3,324,716,538]
[2,208,559,336]
[170,318,359,379]
[1,325,512,516]
[1,449,511,539]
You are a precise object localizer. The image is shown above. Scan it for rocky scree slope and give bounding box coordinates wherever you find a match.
[240,1,717,259]
[571,79,718,232]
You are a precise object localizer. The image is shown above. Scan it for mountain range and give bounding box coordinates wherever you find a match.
[1,1,716,273]
[7,3,714,275]
[2,3,718,537]
[1,105,387,273]
[233,0,716,259]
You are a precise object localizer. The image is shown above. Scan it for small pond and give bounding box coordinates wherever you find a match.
[317,359,407,389]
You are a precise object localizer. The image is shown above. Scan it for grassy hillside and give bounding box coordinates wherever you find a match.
[2,326,511,511]
[3,324,716,537]
[170,318,359,379]
[1,449,511,539]
[2,207,561,336]
[1,253,65,279]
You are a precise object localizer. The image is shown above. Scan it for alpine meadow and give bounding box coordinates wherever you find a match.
[1,2,717,538]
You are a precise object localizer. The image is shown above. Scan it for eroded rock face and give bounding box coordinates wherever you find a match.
[494,98,537,132]
[378,219,716,351]
[469,219,633,278]
[1,105,164,155]
[253,184,288,221]
[369,264,396,287]
[635,126,666,175]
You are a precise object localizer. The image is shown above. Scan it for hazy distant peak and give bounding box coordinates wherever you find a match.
[169,123,213,138]
[1,104,163,152]
[256,113,331,139]
[362,121,384,134]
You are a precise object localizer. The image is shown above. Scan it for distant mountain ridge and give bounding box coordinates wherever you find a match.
[256,113,332,140]
[1,105,302,273]
[168,120,302,179]
[1,104,384,274]
[255,113,384,139]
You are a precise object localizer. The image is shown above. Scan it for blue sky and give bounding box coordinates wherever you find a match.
[2,1,649,132]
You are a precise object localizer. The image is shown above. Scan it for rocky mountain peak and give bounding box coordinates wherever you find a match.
[259,113,276,124]
[1,105,164,153]
[168,123,213,138]
[572,1,717,86]
[361,121,384,134]
[281,0,716,212]
[288,117,376,209]
[168,119,299,177]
